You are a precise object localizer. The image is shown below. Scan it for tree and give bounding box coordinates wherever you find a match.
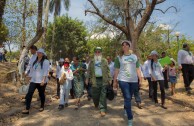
[46,15,88,60]
[0,22,8,45]
[85,0,177,54]
[42,0,50,48]
[18,0,44,77]
[0,0,6,24]
[4,0,38,49]
[49,0,70,62]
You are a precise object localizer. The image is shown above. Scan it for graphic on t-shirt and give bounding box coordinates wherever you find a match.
[95,61,102,77]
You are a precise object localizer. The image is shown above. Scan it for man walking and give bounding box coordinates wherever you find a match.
[178,43,194,94]
[86,47,112,117]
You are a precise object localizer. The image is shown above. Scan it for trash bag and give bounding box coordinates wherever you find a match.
[106,84,115,101]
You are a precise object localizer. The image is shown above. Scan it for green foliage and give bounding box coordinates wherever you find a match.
[0,23,9,45]
[46,15,88,60]
[6,50,20,61]
[87,36,121,59]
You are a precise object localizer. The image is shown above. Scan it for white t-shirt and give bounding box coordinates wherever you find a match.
[108,61,115,79]
[56,65,63,79]
[95,60,102,77]
[60,68,74,89]
[143,60,151,78]
[29,59,50,83]
[116,54,139,82]
[148,61,164,81]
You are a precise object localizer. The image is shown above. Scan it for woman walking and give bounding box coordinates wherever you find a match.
[113,40,142,126]
[22,48,50,114]
[70,56,86,109]
[148,50,167,109]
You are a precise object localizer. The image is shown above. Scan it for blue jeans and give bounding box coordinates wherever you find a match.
[119,81,139,120]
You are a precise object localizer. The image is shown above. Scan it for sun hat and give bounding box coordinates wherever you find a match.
[150,50,159,56]
[94,47,102,52]
[59,58,64,62]
[121,40,131,46]
[37,48,45,55]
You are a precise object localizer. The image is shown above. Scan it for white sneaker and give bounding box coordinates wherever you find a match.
[128,120,133,126]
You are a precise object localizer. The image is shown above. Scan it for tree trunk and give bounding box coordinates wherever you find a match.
[21,0,27,49]
[42,0,50,48]
[0,0,6,24]
[18,0,44,77]
[50,13,56,64]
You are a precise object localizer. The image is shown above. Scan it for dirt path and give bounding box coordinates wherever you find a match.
[9,83,194,126]
[1,62,194,126]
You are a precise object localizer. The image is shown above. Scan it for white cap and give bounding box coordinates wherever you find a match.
[121,40,131,46]
[37,48,45,55]
[150,50,159,56]
[170,58,176,64]
[59,58,64,62]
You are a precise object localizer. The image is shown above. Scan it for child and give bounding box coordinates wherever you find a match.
[58,62,73,110]
[168,58,177,95]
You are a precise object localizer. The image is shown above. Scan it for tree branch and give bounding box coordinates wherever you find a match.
[136,0,157,37]
[156,0,166,4]
[85,0,127,34]
[154,6,178,14]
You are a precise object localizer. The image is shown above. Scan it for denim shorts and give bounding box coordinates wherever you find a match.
[169,76,177,84]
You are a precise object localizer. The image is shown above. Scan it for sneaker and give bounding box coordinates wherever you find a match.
[187,90,192,95]
[65,103,68,107]
[128,120,133,126]
[22,109,29,114]
[100,112,106,117]
[58,105,64,110]
[137,103,142,109]
[161,105,167,109]
[39,107,44,112]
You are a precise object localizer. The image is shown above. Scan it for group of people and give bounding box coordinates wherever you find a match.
[20,41,194,126]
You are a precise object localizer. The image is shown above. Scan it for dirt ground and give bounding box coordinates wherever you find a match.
[0,62,194,126]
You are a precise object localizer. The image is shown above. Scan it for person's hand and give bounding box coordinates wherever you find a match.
[85,79,89,85]
[152,77,156,81]
[179,66,182,70]
[40,80,45,86]
[139,81,142,87]
[113,81,118,90]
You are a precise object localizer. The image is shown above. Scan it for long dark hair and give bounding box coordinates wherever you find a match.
[32,56,46,69]
[151,59,154,70]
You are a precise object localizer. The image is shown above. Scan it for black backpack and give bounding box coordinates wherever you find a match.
[106,85,115,101]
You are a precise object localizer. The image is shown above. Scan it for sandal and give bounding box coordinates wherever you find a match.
[22,109,29,114]
[39,108,44,112]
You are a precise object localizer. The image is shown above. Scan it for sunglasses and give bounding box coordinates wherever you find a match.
[95,50,101,53]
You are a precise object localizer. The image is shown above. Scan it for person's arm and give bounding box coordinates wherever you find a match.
[136,60,142,86]
[148,61,156,81]
[113,57,120,89]
[41,60,49,86]
[177,50,182,69]
[85,61,92,85]
[56,66,59,78]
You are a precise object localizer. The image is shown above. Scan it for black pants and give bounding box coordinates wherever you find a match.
[25,82,47,110]
[162,70,168,89]
[181,64,194,91]
[152,80,165,105]
[146,77,153,98]
[56,78,60,97]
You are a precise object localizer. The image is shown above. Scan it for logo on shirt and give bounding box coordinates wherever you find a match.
[95,62,101,67]
[124,57,135,63]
